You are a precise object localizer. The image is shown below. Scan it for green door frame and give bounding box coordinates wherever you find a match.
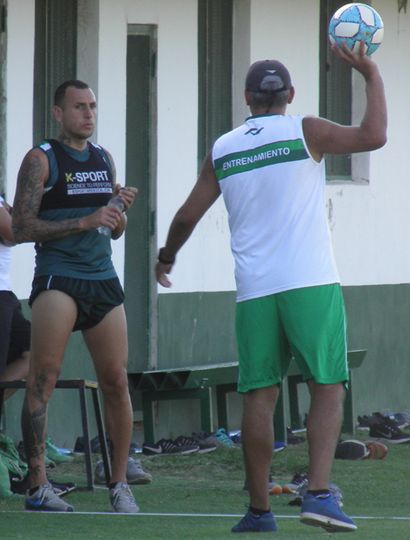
[125,24,158,372]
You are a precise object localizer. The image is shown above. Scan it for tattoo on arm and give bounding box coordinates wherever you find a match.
[12,150,88,243]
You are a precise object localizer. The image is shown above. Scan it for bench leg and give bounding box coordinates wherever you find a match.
[199,387,212,433]
[287,375,304,430]
[273,388,286,444]
[216,386,229,432]
[216,383,237,432]
[79,387,94,490]
[142,394,155,443]
[342,371,355,434]
[91,387,112,485]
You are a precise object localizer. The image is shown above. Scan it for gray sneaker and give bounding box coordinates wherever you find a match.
[109,482,139,513]
[126,457,153,485]
[95,457,152,485]
[25,483,74,512]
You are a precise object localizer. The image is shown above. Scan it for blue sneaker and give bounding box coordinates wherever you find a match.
[232,510,277,533]
[300,493,357,532]
[215,428,235,448]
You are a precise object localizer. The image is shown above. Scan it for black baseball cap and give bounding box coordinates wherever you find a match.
[245,60,292,93]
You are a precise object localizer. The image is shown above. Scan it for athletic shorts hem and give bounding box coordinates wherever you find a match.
[237,379,281,394]
[29,275,124,332]
[304,376,349,385]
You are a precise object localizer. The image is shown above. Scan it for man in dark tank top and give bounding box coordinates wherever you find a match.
[12,80,140,513]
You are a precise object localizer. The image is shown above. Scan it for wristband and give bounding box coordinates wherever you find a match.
[158,247,175,265]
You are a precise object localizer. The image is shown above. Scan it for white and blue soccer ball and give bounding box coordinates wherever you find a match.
[328,3,384,56]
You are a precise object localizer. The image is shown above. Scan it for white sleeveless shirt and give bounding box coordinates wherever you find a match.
[212,114,339,302]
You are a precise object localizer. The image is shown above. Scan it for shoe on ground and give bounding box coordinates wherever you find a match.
[49,479,76,497]
[73,435,113,455]
[142,441,163,456]
[172,436,200,455]
[289,480,343,509]
[142,439,183,456]
[357,414,377,430]
[286,428,305,445]
[369,420,410,443]
[373,411,403,429]
[129,442,142,456]
[214,428,236,448]
[335,440,370,460]
[109,482,139,513]
[126,457,152,484]
[365,440,388,459]
[25,483,74,512]
[232,509,277,533]
[273,441,286,453]
[391,411,410,429]
[282,472,308,495]
[229,431,242,445]
[10,473,75,497]
[300,493,356,532]
[45,437,74,464]
[94,457,152,485]
[189,434,217,453]
[192,431,220,450]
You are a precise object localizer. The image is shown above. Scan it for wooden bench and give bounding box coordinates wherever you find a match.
[128,349,366,444]
[0,379,111,490]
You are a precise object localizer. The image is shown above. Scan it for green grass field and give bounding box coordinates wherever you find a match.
[1,433,409,539]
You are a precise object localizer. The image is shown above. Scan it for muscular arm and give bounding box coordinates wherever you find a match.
[0,201,15,245]
[12,149,86,243]
[12,148,124,244]
[106,150,125,241]
[303,44,387,159]
[104,150,138,240]
[156,153,221,287]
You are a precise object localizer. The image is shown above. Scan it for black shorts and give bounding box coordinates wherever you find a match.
[0,291,31,374]
[29,275,124,332]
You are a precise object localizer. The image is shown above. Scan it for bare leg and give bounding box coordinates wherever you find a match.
[242,385,279,511]
[21,291,76,488]
[306,381,345,490]
[0,351,30,399]
[84,305,132,484]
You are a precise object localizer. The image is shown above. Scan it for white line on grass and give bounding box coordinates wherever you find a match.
[2,511,410,520]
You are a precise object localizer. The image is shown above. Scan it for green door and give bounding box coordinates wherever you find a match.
[125,26,157,372]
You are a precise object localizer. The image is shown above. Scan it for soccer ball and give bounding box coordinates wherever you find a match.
[328,3,384,56]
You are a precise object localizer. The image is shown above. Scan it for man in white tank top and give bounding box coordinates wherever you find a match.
[156,44,387,534]
[0,196,30,400]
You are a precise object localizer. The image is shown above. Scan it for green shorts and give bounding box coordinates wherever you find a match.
[29,275,124,332]
[235,284,348,393]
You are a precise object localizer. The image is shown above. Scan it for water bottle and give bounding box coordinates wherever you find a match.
[97,194,125,236]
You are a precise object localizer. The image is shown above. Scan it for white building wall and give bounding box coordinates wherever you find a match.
[4,0,410,297]
[97,0,214,292]
[6,0,36,298]
[249,0,320,120]
[327,2,410,286]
